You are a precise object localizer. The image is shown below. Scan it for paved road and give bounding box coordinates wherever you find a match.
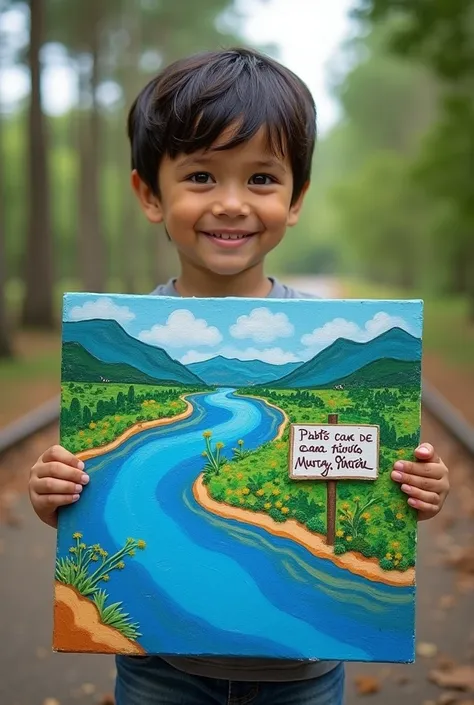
[1,414,472,705]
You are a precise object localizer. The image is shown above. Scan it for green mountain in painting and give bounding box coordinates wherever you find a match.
[61,342,173,385]
[317,358,421,389]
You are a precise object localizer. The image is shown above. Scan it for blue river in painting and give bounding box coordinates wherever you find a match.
[57,389,415,662]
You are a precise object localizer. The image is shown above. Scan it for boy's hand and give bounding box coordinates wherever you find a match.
[29,445,89,528]
[391,443,449,521]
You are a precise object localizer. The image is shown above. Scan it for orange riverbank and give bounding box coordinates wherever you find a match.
[76,395,195,462]
[193,474,415,588]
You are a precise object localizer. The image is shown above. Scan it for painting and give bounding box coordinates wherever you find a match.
[54,294,423,662]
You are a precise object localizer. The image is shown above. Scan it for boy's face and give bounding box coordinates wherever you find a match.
[133,127,307,281]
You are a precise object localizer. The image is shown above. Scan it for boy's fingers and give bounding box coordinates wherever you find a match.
[414,443,440,463]
[392,460,444,480]
[400,484,439,506]
[35,461,89,485]
[41,445,84,470]
[407,495,439,516]
[396,473,441,492]
[33,477,85,496]
[34,493,80,510]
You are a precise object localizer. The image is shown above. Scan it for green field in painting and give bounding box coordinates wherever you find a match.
[202,387,420,571]
[60,382,202,454]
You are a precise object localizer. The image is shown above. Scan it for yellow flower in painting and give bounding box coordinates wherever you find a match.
[226,489,232,496]
[79,430,84,436]
[284,495,290,501]
[272,489,280,496]
[223,465,231,473]
[264,502,271,509]
[391,541,400,548]
[362,512,370,520]
[336,530,344,538]
[239,498,245,505]
[385,553,393,560]
[281,507,289,514]
[275,501,283,509]
[142,400,148,406]
[216,441,224,450]
[117,561,125,570]
[72,532,83,539]
[87,438,93,444]
[256,489,265,496]
[79,543,86,550]
[237,439,244,446]
[89,422,96,429]
[242,488,250,495]
[396,512,404,520]
[201,451,208,457]
[137,539,146,550]
[395,552,402,560]
[69,547,77,554]
[102,574,110,582]
[203,430,212,438]
[354,496,361,503]
[237,473,244,480]
[91,554,99,562]
[235,489,242,496]
[346,536,353,542]
[270,460,277,468]
[342,502,350,510]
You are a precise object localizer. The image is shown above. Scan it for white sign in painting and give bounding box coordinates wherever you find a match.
[289,424,379,481]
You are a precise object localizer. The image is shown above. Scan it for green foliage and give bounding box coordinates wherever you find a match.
[60,382,198,452]
[55,532,146,640]
[205,387,419,571]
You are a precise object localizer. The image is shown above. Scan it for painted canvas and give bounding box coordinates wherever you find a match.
[54,294,423,662]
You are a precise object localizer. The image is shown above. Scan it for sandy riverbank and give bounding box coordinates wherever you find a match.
[53,582,145,654]
[76,395,195,461]
[193,475,415,587]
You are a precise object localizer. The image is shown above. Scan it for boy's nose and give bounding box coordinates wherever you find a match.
[211,188,250,218]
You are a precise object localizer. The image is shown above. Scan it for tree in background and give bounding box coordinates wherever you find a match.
[355,0,474,318]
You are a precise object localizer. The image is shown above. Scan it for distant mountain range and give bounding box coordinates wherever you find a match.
[62,319,204,386]
[316,358,420,389]
[270,328,421,389]
[187,356,301,386]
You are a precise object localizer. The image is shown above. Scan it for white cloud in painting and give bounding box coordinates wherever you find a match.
[181,346,299,365]
[139,309,222,348]
[229,307,294,343]
[301,312,412,349]
[68,297,135,324]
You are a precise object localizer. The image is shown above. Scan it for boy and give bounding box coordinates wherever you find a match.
[29,48,449,705]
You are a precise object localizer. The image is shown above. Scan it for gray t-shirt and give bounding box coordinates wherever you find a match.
[149,277,338,682]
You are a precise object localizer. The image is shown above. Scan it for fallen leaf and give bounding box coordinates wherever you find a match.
[99,695,115,705]
[429,666,474,691]
[439,595,456,610]
[438,692,462,705]
[354,675,381,695]
[418,642,439,658]
[80,683,96,695]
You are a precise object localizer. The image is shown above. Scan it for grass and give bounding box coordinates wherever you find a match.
[56,532,146,640]
[341,278,474,371]
[202,387,419,571]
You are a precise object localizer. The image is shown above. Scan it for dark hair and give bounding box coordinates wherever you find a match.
[127,47,317,204]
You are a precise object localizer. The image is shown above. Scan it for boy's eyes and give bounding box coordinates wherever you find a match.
[186,172,278,186]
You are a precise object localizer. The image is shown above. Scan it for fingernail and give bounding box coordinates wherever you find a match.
[408,498,418,507]
[401,484,412,493]
[392,471,403,482]
[81,474,89,484]
[74,484,83,493]
[394,461,404,471]
[72,494,80,502]
[77,460,85,470]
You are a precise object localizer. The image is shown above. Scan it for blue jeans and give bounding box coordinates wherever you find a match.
[115,656,345,705]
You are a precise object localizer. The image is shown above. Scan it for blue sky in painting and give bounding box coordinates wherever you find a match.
[63,294,423,365]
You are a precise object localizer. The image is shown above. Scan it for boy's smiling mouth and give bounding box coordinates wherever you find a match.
[200,230,257,248]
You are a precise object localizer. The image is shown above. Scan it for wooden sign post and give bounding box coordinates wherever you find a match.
[326,413,338,546]
[289,419,380,547]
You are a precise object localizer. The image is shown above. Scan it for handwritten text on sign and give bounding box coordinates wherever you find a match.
[289,424,379,481]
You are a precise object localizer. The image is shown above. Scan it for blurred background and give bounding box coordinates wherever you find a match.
[0,1,473,704]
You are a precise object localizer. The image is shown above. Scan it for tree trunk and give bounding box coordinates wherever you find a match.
[21,0,55,328]
[77,12,106,292]
[0,109,13,357]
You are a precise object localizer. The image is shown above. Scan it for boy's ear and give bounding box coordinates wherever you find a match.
[287,181,310,227]
[131,170,163,223]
